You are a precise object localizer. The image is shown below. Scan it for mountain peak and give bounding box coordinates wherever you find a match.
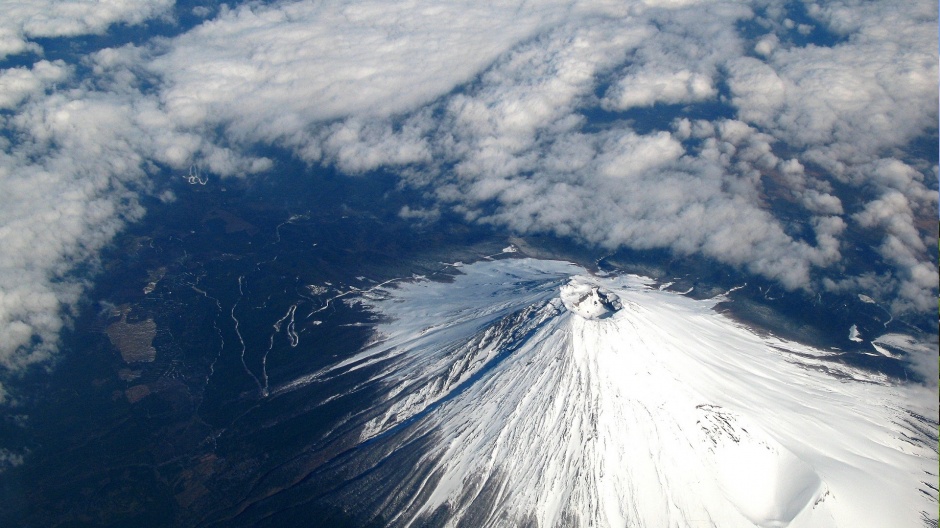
[560,278,622,320]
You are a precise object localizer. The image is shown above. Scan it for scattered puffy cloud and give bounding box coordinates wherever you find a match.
[0,0,936,398]
[0,0,174,59]
[399,205,440,224]
[722,0,939,313]
[291,6,887,295]
[0,60,70,109]
[0,38,269,402]
[601,3,749,109]
[0,90,149,401]
[604,69,716,109]
[853,191,935,312]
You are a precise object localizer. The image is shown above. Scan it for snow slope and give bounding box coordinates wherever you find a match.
[284,258,938,527]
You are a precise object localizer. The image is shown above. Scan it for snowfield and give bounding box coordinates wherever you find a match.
[282,258,938,528]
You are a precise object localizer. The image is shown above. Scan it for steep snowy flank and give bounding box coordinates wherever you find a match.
[281,258,938,528]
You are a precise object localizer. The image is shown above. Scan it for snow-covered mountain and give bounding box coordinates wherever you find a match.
[280,258,938,528]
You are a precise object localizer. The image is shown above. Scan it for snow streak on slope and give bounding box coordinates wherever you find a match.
[288,258,938,528]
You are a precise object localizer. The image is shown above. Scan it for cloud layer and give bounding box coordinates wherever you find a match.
[0,0,174,59]
[0,0,936,400]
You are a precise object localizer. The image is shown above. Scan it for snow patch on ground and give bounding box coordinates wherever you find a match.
[848,324,863,342]
[699,405,823,527]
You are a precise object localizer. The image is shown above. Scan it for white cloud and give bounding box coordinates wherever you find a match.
[853,191,935,312]
[729,1,937,162]
[318,118,432,174]
[140,0,934,312]
[726,56,787,125]
[602,3,750,110]
[726,1,939,311]
[0,94,148,401]
[604,69,716,109]
[0,0,936,401]
[336,16,847,291]
[0,60,70,109]
[0,64,270,402]
[0,0,174,59]
[148,0,617,147]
